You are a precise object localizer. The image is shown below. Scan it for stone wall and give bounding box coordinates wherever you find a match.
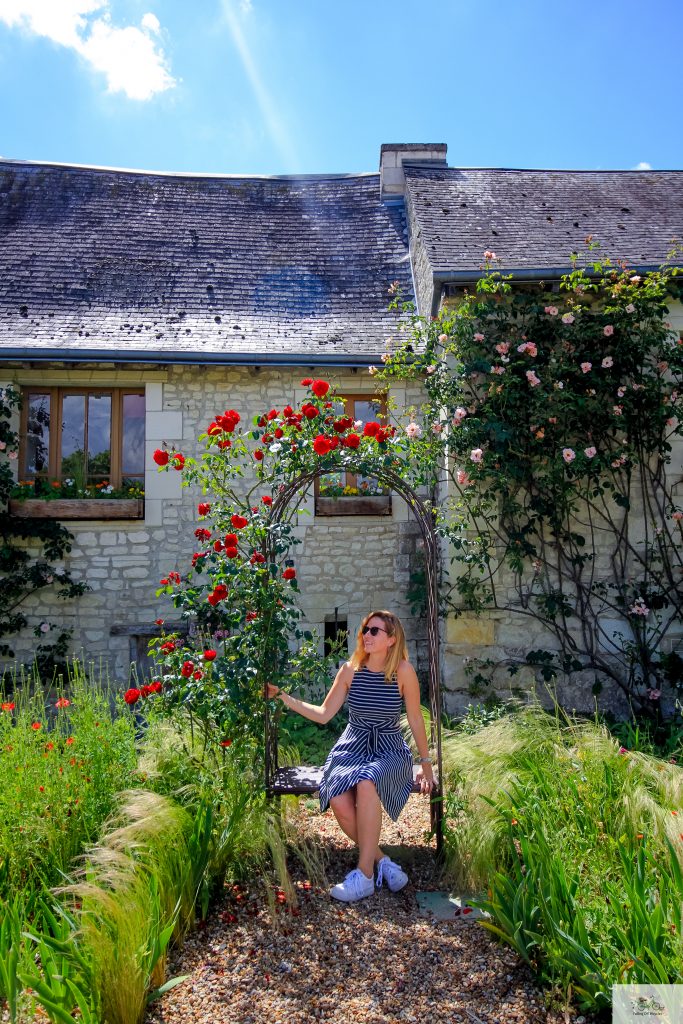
[0,363,428,688]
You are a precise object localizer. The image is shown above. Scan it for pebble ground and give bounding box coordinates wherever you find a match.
[146,795,595,1024]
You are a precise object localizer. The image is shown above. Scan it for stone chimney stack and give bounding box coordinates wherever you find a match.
[379,143,448,202]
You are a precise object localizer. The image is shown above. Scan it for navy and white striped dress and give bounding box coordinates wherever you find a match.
[319,665,414,822]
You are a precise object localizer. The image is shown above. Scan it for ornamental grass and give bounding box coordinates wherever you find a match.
[441,702,683,1010]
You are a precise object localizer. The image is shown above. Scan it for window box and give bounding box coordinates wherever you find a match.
[315,495,391,517]
[9,498,144,521]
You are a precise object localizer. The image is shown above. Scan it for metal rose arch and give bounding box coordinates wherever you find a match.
[263,462,444,855]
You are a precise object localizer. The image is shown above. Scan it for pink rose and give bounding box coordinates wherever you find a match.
[491,366,506,375]
[544,306,558,316]
[584,446,597,459]
[470,448,483,464]
[526,370,541,387]
[603,325,614,337]
[473,332,485,342]
[601,356,613,368]
[562,448,576,464]
[613,405,623,416]
[483,250,497,261]
[456,469,471,486]
[562,313,575,325]
[431,422,443,434]
[405,422,422,440]
[671,511,683,521]
[625,303,635,313]
[438,333,448,343]
[617,386,626,398]
[495,342,510,355]
[581,362,592,374]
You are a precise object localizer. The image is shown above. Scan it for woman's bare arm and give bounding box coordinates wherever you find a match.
[399,661,434,790]
[266,662,352,725]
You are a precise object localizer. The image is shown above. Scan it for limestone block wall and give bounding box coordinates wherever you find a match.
[1,363,428,686]
[439,299,683,718]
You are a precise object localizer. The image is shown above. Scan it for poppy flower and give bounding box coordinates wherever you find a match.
[198,502,211,516]
[153,449,169,466]
[1,702,15,712]
[55,697,70,709]
[124,688,141,705]
[283,567,296,580]
[31,722,42,730]
[311,380,330,398]
[231,515,248,530]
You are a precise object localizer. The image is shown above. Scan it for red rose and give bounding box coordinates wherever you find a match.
[195,528,212,541]
[254,449,264,461]
[150,680,163,694]
[231,515,248,529]
[213,540,223,552]
[225,545,239,558]
[193,670,203,680]
[203,649,217,661]
[334,419,348,434]
[124,688,141,705]
[261,495,272,506]
[155,618,164,626]
[207,592,221,606]
[300,378,313,386]
[312,435,331,456]
[311,380,330,398]
[153,449,169,466]
[214,584,228,599]
[375,428,390,443]
[198,502,211,516]
[246,610,258,622]
[283,567,296,580]
[302,404,319,420]
[172,453,185,471]
[267,408,279,420]
[224,533,238,546]
[327,435,339,450]
[161,640,176,654]
[141,685,152,698]
[181,661,194,678]
[207,422,222,436]
[343,433,360,449]
[363,422,381,437]
[250,552,266,564]
[283,405,293,416]
[217,439,231,450]
[220,739,233,748]
[274,428,283,439]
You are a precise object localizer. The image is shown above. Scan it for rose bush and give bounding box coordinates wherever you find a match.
[382,250,683,716]
[147,379,419,756]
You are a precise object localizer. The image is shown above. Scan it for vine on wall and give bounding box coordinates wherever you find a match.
[381,252,683,717]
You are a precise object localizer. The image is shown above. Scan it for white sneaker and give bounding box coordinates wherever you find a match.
[376,856,409,893]
[330,868,375,902]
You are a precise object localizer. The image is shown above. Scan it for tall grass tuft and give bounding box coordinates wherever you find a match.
[57,790,195,1024]
[441,701,683,1010]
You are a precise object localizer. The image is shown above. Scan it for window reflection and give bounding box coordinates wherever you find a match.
[61,394,86,487]
[122,393,145,477]
[26,393,50,476]
[87,394,111,483]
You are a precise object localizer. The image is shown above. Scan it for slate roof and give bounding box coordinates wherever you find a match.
[404,165,683,278]
[0,161,412,363]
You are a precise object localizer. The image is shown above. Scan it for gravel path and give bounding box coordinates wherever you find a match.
[147,796,593,1024]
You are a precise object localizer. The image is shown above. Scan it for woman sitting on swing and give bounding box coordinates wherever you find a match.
[267,609,434,903]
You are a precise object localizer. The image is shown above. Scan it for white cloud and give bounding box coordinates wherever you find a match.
[239,0,252,13]
[0,0,176,100]
[633,161,652,170]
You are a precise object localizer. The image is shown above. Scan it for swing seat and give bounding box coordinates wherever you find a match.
[267,763,439,796]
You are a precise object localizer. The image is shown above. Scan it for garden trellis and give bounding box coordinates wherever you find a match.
[148,378,445,852]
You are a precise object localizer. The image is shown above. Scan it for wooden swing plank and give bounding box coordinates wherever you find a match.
[268,763,439,796]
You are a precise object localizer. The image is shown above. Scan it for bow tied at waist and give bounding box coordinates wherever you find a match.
[347,717,402,758]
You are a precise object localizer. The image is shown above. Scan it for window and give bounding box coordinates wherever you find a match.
[316,393,388,498]
[20,388,145,491]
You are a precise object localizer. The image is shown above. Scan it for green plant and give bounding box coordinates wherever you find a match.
[382,253,683,717]
[0,386,88,682]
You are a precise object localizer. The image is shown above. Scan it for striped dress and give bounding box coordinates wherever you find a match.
[319,665,414,822]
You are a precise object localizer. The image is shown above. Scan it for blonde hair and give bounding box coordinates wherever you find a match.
[350,610,409,682]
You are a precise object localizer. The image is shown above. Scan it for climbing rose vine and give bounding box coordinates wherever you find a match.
[381,250,683,716]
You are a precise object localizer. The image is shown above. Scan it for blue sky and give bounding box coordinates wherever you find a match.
[0,0,681,176]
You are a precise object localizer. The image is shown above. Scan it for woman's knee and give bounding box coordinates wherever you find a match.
[330,792,355,814]
[356,778,378,799]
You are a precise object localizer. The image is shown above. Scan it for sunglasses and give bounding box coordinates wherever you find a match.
[362,625,389,637]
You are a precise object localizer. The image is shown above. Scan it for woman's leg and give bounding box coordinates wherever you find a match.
[329,788,385,866]
[355,779,383,878]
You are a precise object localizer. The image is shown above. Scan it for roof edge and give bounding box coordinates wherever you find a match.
[0,348,385,367]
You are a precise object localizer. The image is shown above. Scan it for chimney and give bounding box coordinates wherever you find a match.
[379,143,448,202]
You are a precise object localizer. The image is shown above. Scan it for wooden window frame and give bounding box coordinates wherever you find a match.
[19,386,145,489]
[314,393,392,516]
